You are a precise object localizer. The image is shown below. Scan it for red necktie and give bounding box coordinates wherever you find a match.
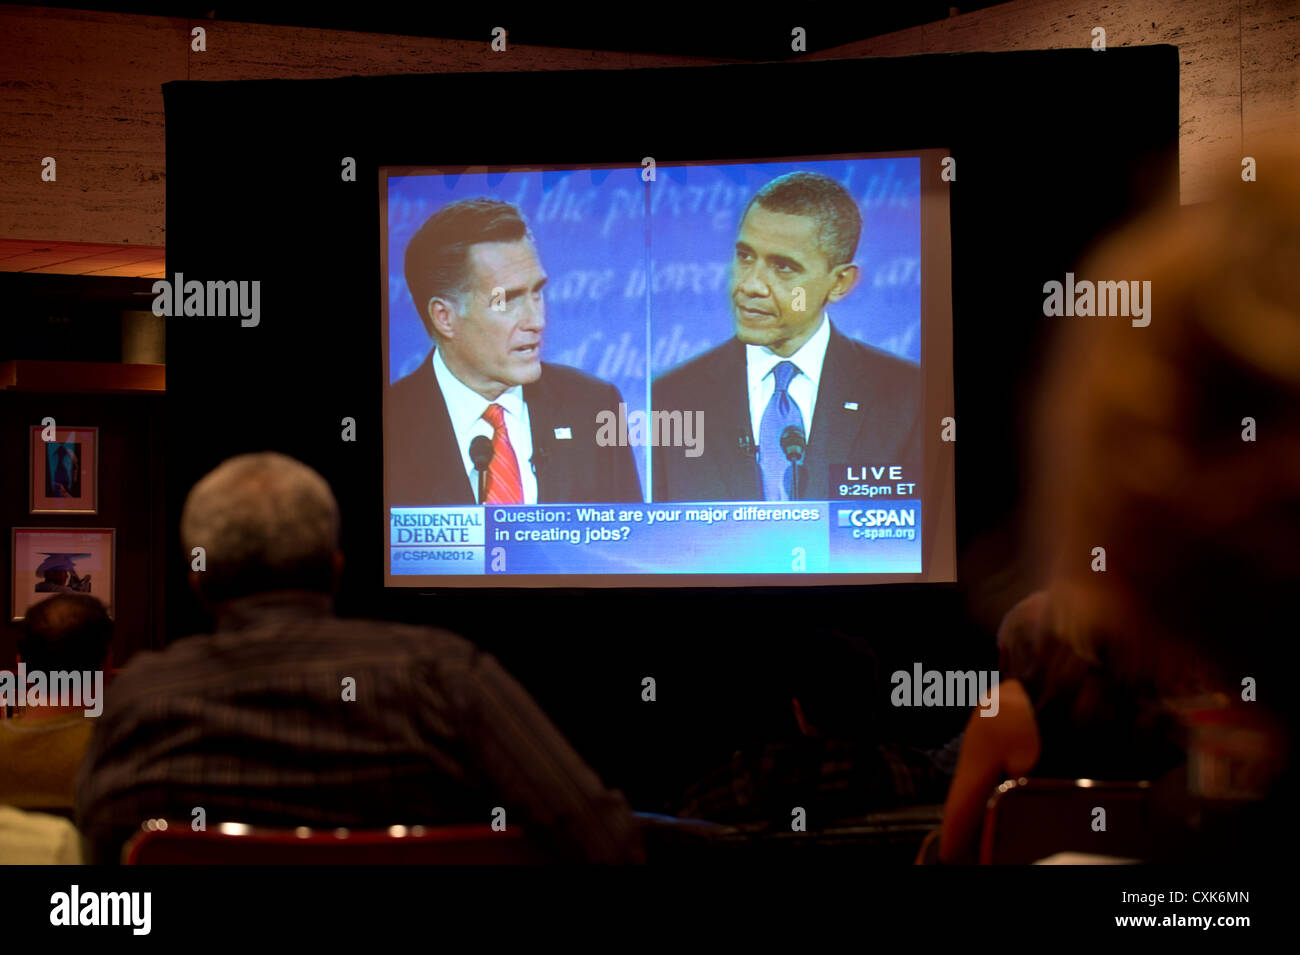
[481,403,523,504]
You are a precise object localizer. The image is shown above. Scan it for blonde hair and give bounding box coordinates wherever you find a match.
[1031,138,1300,700]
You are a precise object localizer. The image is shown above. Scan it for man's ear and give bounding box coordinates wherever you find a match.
[826,263,861,303]
[427,296,460,340]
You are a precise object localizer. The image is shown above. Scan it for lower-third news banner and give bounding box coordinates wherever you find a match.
[390,501,921,576]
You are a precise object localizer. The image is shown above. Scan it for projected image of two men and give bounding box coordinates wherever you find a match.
[382,153,949,582]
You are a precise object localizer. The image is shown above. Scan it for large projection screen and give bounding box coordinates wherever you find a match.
[382,150,955,587]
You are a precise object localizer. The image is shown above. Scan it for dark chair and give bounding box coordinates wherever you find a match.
[980,778,1156,864]
[123,820,548,864]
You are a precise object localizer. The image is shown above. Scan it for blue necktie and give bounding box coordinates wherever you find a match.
[758,360,803,501]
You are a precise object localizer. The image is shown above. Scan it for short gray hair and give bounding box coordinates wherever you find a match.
[181,452,340,603]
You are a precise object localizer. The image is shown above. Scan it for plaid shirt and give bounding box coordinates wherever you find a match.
[76,590,643,863]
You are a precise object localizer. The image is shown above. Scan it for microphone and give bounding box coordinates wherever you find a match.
[738,434,757,457]
[469,435,494,504]
[780,425,807,501]
[779,425,806,464]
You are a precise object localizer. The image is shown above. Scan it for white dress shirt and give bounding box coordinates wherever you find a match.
[745,311,831,446]
[432,348,538,505]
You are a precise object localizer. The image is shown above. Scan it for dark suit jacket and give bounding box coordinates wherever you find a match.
[652,322,922,502]
[387,352,643,505]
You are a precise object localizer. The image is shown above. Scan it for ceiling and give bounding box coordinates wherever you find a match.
[0,2,1006,285]
[0,239,166,278]
[15,2,1008,61]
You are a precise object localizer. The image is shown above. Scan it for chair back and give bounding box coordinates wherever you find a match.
[123,821,548,864]
[980,778,1155,864]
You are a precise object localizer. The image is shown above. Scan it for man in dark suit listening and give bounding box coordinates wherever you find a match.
[388,198,642,505]
[652,171,921,503]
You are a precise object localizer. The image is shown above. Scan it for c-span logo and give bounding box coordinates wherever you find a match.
[836,507,916,528]
[836,507,917,542]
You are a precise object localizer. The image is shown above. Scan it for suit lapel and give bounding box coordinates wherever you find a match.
[419,356,478,504]
[808,324,868,494]
[524,372,565,503]
[713,339,761,500]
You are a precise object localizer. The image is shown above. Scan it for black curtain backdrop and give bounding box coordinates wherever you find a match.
[161,49,1179,809]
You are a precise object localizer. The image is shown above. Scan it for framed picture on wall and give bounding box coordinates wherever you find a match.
[10,527,115,621]
[29,425,99,514]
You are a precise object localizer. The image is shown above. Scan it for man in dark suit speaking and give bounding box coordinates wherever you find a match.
[652,172,921,503]
[387,198,642,505]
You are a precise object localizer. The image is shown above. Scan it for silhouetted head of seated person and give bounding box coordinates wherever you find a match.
[936,140,1300,864]
[673,632,951,824]
[75,452,644,864]
[786,631,880,743]
[179,449,344,615]
[1,593,112,813]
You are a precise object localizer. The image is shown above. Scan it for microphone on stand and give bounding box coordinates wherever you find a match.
[469,435,494,504]
[780,425,807,501]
